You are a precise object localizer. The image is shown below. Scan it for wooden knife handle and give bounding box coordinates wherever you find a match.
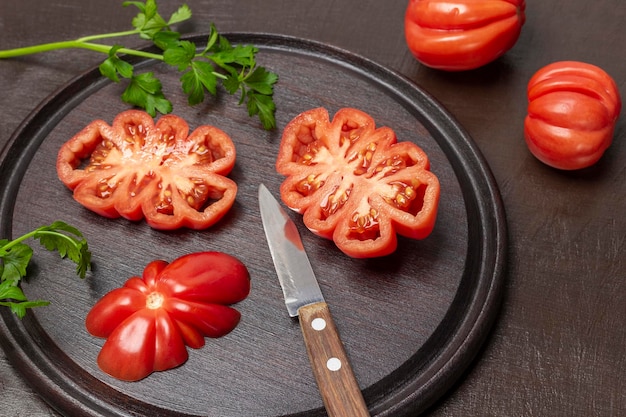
[298,302,370,417]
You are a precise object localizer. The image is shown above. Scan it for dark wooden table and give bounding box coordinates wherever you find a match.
[1,1,624,416]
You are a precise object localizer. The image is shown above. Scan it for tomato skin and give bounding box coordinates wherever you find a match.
[85,286,147,338]
[96,308,191,382]
[56,110,238,230]
[157,252,251,304]
[276,108,440,258]
[85,251,250,381]
[404,0,526,71]
[524,61,622,170]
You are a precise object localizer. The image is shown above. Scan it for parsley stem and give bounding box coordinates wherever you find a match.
[0,229,80,256]
[76,29,141,43]
[0,41,163,61]
[0,229,39,255]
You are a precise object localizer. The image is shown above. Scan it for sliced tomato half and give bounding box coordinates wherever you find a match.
[276,107,440,258]
[85,251,251,381]
[56,110,237,230]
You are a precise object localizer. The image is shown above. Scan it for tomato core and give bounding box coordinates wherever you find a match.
[146,292,164,310]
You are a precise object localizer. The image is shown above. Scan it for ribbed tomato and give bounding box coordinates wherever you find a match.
[276,107,440,258]
[404,0,526,71]
[56,110,237,230]
[85,251,250,381]
[524,61,621,170]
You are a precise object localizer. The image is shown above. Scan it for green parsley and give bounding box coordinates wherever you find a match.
[0,221,92,318]
[0,0,278,129]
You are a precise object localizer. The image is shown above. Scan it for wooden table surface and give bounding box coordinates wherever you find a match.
[0,1,624,416]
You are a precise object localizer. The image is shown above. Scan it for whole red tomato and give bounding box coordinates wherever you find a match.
[276,108,440,258]
[85,252,250,381]
[404,0,526,71]
[524,61,622,170]
[57,110,237,230]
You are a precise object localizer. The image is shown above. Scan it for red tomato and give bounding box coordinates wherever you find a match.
[276,108,440,258]
[85,251,250,381]
[524,61,622,170]
[57,110,237,230]
[404,0,526,71]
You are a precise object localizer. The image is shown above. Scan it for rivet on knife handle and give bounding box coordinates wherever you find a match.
[299,302,370,417]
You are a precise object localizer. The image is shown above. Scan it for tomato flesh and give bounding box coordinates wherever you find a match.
[57,110,238,230]
[276,108,440,258]
[524,61,622,170]
[85,251,250,381]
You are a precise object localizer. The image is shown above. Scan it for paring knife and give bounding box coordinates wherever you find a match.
[258,184,370,417]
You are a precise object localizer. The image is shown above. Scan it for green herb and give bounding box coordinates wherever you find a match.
[0,0,278,129]
[0,221,92,318]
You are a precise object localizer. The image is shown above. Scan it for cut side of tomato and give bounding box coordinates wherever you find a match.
[85,251,251,381]
[276,107,440,258]
[57,110,238,230]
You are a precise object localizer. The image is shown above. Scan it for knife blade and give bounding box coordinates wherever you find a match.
[258,184,370,417]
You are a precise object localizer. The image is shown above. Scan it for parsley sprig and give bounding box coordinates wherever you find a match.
[0,221,92,318]
[0,0,278,129]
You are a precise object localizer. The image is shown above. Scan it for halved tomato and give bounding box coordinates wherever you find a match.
[276,108,440,258]
[57,110,237,230]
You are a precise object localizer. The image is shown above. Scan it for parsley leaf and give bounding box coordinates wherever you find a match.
[152,31,182,51]
[0,241,33,283]
[0,280,49,318]
[122,72,173,116]
[0,221,92,318]
[33,221,92,278]
[246,66,279,95]
[171,25,278,128]
[210,45,258,70]
[99,45,134,82]
[247,92,277,130]
[163,40,196,70]
[125,0,170,40]
[167,4,192,25]
[181,61,218,105]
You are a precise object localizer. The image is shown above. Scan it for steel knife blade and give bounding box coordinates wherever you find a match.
[258,184,370,417]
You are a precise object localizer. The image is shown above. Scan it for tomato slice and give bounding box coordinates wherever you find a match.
[85,251,251,381]
[57,110,238,230]
[276,108,440,258]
